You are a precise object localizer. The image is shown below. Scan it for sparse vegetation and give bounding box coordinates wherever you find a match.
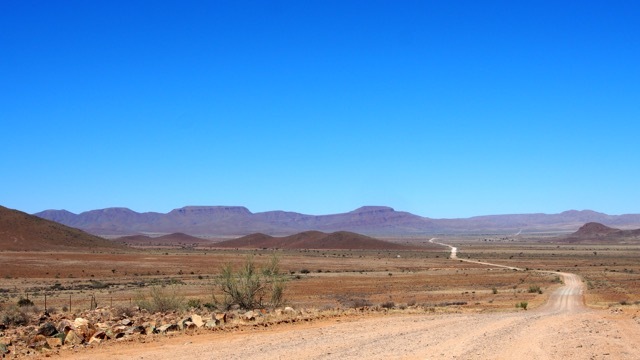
[528,285,542,294]
[17,298,34,307]
[515,301,528,310]
[217,255,287,310]
[187,298,202,309]
[1,305,30,326]
[113,305,136,318]
[381,301,395,309]
[135,286,185,313]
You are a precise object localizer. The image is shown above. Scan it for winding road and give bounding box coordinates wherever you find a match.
[63,240,640,360]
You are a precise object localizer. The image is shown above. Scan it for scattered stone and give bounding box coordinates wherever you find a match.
[191,314,204,328]
[127,325,146,335]
[215,313,227,323]
[157,324,179,334]
[57,319,74,334]
[204,319,219,329]
[178,317,191,330]
[46,337,62,348]
[73,318,89,328]
[28,335,48,350]
[0,343,9,355]
[89,330,109,345]
[120,319,133,326]
[64,330,83,345]
[37,322,58,337]
[142,322,156,335]
[284,307,296,315]
[243,311,256,321]
[111,325,127,339]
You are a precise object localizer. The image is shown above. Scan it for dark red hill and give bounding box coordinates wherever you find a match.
[114,232,210,246]
[214,231,414,250]
[559,222,640,243]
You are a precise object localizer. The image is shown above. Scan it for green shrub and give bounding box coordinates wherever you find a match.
[217,255,287,310]
[17,298,34,307]
[187,298,202,309]
[528,285,541,294]
[515,301,528,310]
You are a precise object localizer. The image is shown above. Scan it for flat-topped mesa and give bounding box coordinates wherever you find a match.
[350,206,395,214]
[170,206,252,216]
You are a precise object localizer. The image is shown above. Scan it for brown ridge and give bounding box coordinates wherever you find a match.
[0,205,125,251]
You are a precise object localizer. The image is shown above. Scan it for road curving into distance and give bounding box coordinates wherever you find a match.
[429,237,584,314]
[65,239,640,360]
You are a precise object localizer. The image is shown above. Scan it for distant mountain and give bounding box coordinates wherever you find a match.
[558,222,640,243]
[0,206,125,251]
[214,231,414,250]
[33,205,640,236]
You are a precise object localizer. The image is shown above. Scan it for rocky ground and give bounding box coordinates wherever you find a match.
[0,303,333,358]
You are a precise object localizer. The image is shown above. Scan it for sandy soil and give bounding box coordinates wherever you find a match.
[52,240,640,360]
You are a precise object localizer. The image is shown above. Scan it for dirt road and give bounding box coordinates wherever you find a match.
[60,241,640,360]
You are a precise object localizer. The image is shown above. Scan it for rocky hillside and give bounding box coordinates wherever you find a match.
[0,206,125,251]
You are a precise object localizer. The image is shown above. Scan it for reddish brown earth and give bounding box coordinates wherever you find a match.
[0,206,125,252]
[53,241,640,360]
[214,231,417,250]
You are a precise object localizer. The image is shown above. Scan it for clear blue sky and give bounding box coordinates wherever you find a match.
[1,1,639,218]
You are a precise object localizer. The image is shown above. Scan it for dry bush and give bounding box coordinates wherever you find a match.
[380,301,395,309]
[218,255,287,310]
[136,286,185,313]
[335,295,373,309]
[113,305,136,318]
[1,305,30,326]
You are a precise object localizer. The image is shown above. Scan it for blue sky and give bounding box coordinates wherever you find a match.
[1,1,639,218]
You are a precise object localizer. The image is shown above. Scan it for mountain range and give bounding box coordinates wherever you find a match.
[33,206,640,236]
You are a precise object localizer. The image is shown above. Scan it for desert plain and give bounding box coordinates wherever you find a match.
[1,231,639,359]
